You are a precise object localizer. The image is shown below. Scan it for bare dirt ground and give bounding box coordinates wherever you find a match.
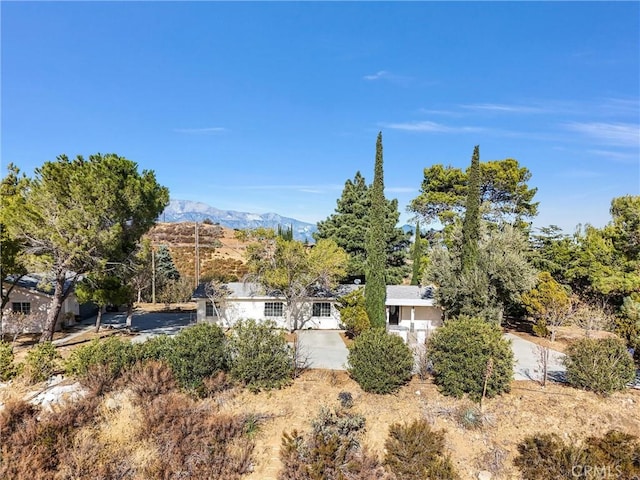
[221,370,640,480]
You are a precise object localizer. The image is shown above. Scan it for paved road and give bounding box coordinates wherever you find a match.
[505,333,566,382]
[53,311,195,346]
[296,330,349,370]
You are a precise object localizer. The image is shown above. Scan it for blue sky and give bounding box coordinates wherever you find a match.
[2,2,638,233]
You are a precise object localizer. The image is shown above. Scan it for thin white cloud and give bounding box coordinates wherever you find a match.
[587,149,639,163]
[363,70,390,81]
[363,70,413,86]
[460,103,548,114]
[173,127,228,134]
[563,122,640,147]
[417,108,463,117]
[384,121,484,134]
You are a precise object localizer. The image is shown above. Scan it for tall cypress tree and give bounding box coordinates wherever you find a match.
[365,132,388,328]
[315,172,410,283]
[461,145,481,272]
[410,221,423,286]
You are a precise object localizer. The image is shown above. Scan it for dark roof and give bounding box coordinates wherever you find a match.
[3,274,78,297]
[192,281,360,300]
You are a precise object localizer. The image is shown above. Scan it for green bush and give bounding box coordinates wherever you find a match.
[64,336,137,378]
[23,341,61,383]
[336,289,370,338]
[515,430,640,479]
[0,340,17,381]
[384,419,459,480]
[347,328,414,394]
[227,319,293,392]
[564,337,636,395]
[164,322,227,392]
[134,334,175,362]
[427,316,513,401]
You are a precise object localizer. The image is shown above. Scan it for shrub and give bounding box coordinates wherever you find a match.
[0,341,17,381]
[427,316,513,401]
[584,430,640,478]
[338,391,354,409]
[0,392,101,478]
[279,406,391,479]
[564,337,636,395]
[139,392,254,479]
[227,319,293,392]
[384,419,459,480]
[347,328,413,394]
[514,430,640,479]
[337,289,371,338]
[514,433,587,479]
[23,341,61,383]
[455,404,484,430]
[133,334,174,362]
[164,322,227,392]
[125,360,177,402]
[64,336,136,378]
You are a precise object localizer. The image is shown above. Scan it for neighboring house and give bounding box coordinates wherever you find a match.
[192,282,443,331]
[1,275,95,335]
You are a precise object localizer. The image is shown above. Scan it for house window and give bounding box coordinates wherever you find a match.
[312,302,331,317]
[205,301,217,317]
[11,302,31,315]
[264,302,284,317]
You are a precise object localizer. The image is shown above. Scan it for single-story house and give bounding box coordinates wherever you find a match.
[1,275,96,335]
[192,282,443,332]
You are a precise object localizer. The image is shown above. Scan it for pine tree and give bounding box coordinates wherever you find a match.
[461,146,481,272]
[410,222,423,286]
[315,172,410,283]
[365,132,388,329]
[155,245,180,281]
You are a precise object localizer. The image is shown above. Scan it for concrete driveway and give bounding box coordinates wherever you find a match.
[505,333,566,382]
[296,330,349,370]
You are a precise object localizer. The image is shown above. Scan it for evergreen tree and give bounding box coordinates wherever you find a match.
[155,245,180,282]
[365,132,388,328]
[315,172,410,284]
[461,146,481,272]
[277,224,294,241]
[411,222,423,286]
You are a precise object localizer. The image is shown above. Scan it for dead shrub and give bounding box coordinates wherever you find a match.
[125,360,177,402]
[79,363,118,397]
[139,391,255,479]
[0,392,101,479]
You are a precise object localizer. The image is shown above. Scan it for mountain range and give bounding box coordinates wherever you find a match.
[160,199,317,241]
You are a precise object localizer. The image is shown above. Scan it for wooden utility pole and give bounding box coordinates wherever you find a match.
[151,247,156,304]
[195,221,200,288]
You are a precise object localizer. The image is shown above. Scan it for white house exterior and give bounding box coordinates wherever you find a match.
[193,282,348,330]
[193,282,443,332]
[1,275,94,335]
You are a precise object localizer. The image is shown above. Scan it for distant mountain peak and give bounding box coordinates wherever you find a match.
[160,199,317,241]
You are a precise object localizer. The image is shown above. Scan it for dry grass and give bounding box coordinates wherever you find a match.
[216,370,640,480]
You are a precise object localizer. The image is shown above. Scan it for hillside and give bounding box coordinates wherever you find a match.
[146,222,250,282]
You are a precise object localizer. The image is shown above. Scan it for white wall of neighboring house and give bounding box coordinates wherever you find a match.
[1,283,80,334]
